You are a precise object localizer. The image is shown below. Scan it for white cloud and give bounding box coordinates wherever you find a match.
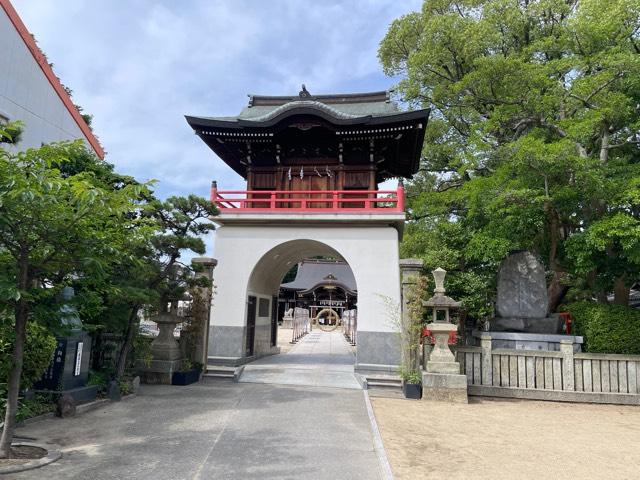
[12,0,421,255]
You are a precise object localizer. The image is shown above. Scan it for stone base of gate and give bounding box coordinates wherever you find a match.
[422,372,468,403]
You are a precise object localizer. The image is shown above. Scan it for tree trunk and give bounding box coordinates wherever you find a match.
[547,270,569,313]
[0,253,29,458]
[613,276,630,306]
[596,291,609,304]
[114,305,140,380]
[545,202,568,313]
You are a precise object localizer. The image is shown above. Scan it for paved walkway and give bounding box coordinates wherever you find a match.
[239,330,361,390]
[11,331,384,480]
[12,381,383,480]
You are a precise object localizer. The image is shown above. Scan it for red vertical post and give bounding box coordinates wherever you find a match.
[332,191,338,210]
[397,180,405,212]
[270,191,276,210]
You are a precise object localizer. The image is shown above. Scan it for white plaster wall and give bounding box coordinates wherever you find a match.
[211,223,402,338]
[0,8,92,152]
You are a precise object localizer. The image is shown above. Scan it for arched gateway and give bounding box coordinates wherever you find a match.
[186,88,429,374]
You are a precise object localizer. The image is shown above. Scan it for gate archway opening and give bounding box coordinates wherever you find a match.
[245,239,357,360]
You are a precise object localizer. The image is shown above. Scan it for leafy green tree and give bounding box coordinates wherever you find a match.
[0,133,146,457]
[111,195,217,379]
[381,0,640,314]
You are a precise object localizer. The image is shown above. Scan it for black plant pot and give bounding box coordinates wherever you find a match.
[172,369,200,386]
[402,382,422,400]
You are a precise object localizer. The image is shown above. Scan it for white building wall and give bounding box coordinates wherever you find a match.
[0,6,94,152]
[210,222,402,369]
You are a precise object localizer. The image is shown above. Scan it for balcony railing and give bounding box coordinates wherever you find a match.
[210,184,405,213]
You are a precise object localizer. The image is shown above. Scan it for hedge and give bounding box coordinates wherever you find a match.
[0,320,57,389]
[565,301,640,355]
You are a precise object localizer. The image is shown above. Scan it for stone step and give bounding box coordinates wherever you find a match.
[366,376,401,386]
[203,372,234,380]
[367,387,405,399]
[205,366,235,375]
[367,380,401,388]
[207,356,246,367]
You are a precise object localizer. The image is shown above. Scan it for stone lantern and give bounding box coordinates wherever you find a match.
[422,268,467,403]
[141,304,184,384]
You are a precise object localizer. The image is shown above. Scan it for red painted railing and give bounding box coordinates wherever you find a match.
[210,183,405,213]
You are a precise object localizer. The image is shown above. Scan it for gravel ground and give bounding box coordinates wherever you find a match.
[371,396,640,480]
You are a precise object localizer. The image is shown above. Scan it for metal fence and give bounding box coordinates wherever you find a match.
[343,309,357,345]
[291,308,310,343]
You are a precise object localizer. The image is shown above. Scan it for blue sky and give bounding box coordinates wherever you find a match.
[12,0,421,255]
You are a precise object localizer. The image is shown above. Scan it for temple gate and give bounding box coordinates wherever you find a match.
[186,88,429,374]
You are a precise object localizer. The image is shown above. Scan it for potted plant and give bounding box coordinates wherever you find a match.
[171,360,202,386]
[400,368,422,399]
[399,272,428,399]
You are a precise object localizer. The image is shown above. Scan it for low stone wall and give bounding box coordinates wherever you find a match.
[455,337,640,405]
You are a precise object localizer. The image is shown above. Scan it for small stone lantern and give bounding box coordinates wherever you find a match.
[422,268,467,403]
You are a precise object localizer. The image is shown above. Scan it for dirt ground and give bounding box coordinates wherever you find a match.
[371,396,640,480]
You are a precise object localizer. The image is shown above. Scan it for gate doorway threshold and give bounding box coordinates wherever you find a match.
[237,330,362,390]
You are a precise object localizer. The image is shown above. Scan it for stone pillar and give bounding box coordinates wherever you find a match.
[399,259,424,372]
[191,257,217,367]
[481,334,493,386]
[560,339,575,391]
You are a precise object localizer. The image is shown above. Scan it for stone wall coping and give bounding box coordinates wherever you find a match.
[192,256,218,266]
[491,348,563,358]
[468,385,640,405]
[472,330,583,343]
[575,352,640,361]
[399,258,424,268]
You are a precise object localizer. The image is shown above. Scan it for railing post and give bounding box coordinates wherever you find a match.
[560,339,575,391]
[481,334,492,386]
[397,179,405,212]
[210,180,217,204]
[332,191,338,210]
[270,191,276,209]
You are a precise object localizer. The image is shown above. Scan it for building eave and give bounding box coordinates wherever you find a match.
[185,108,429,130]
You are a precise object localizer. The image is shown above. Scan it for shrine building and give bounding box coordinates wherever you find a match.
[186,87,429,373]
[278,258,358,322]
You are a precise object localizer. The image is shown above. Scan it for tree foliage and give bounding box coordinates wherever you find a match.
[567,301,640,354]
[380,0,640,316]
[0,135,148,456]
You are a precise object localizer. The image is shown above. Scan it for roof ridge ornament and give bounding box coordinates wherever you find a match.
[299,84,311,98]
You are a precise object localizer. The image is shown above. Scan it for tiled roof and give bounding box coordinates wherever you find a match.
[281,259,356,291]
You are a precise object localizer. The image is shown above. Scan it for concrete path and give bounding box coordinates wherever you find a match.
[11,381,383,480]
[239,330,361,390]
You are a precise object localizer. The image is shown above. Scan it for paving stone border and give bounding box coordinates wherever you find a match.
[0,442,62,474]
[364,390,394,480]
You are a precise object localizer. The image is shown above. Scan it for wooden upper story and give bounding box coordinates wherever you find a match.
[186,88,429,213]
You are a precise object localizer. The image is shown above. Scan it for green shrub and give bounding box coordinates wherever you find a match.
[565,301,640,354]
[119,379,132,396]
[87,369,109,394]
[0,320,57,389]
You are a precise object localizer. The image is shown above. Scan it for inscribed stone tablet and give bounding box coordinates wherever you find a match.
[496,251,548,318]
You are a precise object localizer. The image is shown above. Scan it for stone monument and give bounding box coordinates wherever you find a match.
[422,268,467,403]
[33,287,98,404]
[473,251,583,351]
